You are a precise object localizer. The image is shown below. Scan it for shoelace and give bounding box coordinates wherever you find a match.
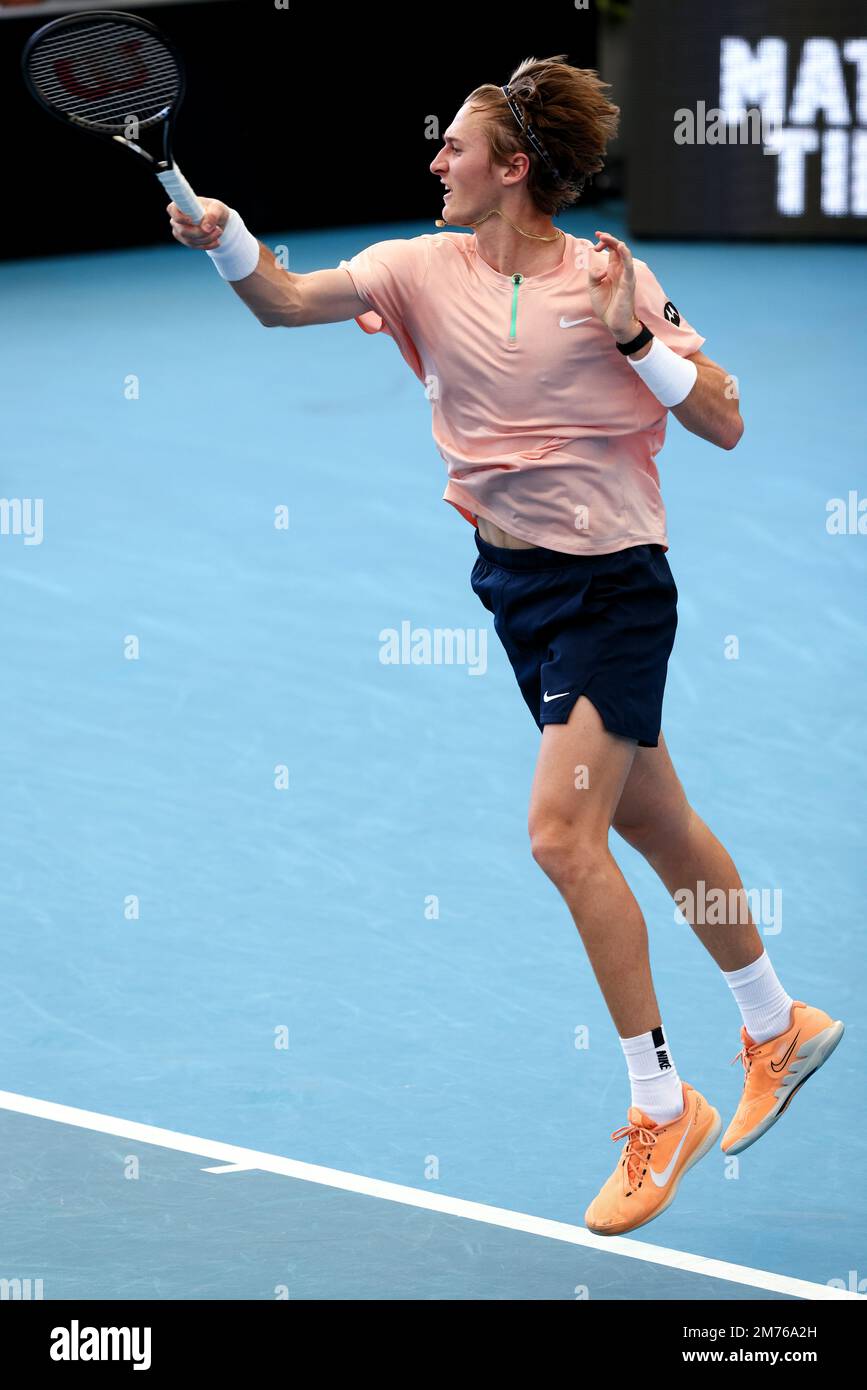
[730,1039,762,1080]
[610,1120,657,1190]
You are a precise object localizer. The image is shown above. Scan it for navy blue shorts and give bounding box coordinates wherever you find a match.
[470,530,678,747]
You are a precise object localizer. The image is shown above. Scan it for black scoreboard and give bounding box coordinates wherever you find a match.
[628,0,866,238]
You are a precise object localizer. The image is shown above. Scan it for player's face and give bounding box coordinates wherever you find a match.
[430,105,501,224]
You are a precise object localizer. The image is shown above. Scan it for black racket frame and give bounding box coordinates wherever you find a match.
[21,9,188,174]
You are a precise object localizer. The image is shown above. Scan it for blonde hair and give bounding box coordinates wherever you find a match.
[465,55,620,215]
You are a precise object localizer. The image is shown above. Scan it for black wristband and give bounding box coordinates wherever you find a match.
[615,320,654,356]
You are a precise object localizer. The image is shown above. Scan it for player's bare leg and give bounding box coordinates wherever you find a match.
[611,733,844,1156]
[530,696,721,1234]
[527,695,659,1036]
[610,733,764,968]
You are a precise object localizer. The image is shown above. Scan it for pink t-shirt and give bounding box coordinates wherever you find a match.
[338,229,704,554]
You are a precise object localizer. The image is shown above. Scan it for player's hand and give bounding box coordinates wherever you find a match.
[167,198,230,251]
[587,231,641,344]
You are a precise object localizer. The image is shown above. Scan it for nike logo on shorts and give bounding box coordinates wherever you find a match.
[543,690,571,702]
[649,1115,692,1188]
[559,316,592,328]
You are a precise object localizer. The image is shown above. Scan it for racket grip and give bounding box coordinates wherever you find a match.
[156,165,205,223]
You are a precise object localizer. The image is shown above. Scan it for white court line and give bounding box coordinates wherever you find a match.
[201,1163,258,1174]
[0,1088,858,1301]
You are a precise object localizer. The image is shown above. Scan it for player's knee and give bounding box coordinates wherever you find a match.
[528,811,605,884]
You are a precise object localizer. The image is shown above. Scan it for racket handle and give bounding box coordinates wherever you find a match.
[156,165,205,223]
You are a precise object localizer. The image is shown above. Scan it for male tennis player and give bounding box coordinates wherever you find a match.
[168,56,844,1236]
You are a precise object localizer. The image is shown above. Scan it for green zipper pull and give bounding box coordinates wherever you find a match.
[509,273,523,340]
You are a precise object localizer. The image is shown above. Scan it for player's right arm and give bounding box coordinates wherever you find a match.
[167,199,367,327]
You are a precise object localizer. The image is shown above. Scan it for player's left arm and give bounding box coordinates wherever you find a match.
[669,348,744,451]
[588,232,744,451]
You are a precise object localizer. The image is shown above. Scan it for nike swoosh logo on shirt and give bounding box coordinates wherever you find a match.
[769,1031,801,1073]
[559,316,592,328]
[649,1115,692,1187]
[543,690,571,702]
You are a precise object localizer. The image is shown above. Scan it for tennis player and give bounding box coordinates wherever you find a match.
[168,56,844,1236]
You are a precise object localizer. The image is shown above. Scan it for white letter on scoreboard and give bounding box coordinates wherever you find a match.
[719,36,787,127]
[843,40,867,125]
[790,38,850,125]
[764,127,819,215]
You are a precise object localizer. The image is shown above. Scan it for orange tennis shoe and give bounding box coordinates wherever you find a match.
[584,1082,721,1237]
[721,1001,845,1155]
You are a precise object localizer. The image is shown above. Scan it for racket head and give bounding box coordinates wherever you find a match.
[22,9,187,138]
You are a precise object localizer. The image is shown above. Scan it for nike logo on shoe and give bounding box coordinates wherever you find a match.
[559,316,592,328]
[648,1115,692,1187]
[770,1031,801,1073]
[543,690,571,702]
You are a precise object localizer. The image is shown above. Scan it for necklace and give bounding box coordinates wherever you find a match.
[470,207,564,242]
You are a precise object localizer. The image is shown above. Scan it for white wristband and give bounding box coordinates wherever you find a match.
[626,335,698,407]
[206,208,261,282]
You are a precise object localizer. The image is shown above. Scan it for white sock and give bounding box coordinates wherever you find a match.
[722,949,794,1043]
[619,1025,685,1126]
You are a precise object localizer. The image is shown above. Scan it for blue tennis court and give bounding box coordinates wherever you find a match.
[0,203,864,1300]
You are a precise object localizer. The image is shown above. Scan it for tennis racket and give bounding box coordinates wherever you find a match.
[22,9,204,223]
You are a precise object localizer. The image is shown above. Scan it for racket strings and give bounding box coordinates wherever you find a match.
[25,21,181,133]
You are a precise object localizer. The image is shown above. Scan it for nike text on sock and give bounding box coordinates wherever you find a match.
[619,1025,685,1125]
